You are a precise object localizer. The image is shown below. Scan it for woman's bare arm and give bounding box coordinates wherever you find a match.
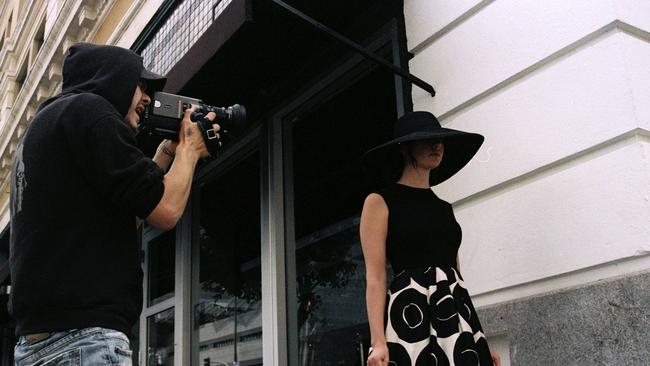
[360,193,389,365]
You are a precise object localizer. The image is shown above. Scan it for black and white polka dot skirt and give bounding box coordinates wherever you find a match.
[385,266,493,366]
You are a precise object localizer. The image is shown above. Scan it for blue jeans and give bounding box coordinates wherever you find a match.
[14,327,133,366]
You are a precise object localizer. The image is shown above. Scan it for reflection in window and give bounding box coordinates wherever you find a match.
[294,219,367,365]
[147,307,175,366]
[148,229,176,306]
[194,152,262,366]
[289,68,396,365]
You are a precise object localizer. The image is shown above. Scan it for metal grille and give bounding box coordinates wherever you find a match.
[141,0,232,76]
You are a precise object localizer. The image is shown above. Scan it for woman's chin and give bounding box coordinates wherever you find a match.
[424,158,442,169]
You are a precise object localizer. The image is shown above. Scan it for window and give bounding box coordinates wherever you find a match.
[286,66,397,365]
[148,229,176,306]
[147,307,175,366]
[6,11,13,40]
[142,227,177,366]
[30,17,46,65]
[193,151,262,366]
[16,59,28,92]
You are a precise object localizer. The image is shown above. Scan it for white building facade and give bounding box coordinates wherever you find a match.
[406,1,650,364]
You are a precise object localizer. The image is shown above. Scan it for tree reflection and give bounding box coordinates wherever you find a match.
[198,219,360,328]
[198,226,261,323]
[295,221,359,329]
[198,215,367,365]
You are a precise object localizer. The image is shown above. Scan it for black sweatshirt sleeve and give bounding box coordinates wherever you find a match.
[66,114,165,218]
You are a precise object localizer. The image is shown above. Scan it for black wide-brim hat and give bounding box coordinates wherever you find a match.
[362,111,484,186]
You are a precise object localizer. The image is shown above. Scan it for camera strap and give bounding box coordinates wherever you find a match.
[196,116,222,157]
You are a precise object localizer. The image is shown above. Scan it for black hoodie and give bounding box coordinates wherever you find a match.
[9,43,165,336]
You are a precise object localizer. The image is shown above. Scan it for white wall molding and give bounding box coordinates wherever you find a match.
[437,20,649,122]
[453,127,650,209]
[473,254,650,308]
[409,0,494,55]
[617,19,650,42]
[456,136,650,295]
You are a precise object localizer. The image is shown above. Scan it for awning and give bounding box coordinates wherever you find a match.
[133,0,434,110]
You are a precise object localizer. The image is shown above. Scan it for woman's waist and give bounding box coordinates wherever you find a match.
[389,264,462,287]
[386,247,458,270]
[389,257,457,274]
[392,264,457,275]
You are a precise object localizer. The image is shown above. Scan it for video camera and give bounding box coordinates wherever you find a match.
[139,92,247,156]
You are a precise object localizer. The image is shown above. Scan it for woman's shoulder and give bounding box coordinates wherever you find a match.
[364,192,387,207]
[366,184,398,203]
[363,184,396,210]
[362,193,389,220]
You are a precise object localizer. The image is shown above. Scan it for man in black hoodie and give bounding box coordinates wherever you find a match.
[9,43,217,365]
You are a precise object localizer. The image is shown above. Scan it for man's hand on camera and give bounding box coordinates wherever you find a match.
[146,106,220,231]
[178,105,219,159]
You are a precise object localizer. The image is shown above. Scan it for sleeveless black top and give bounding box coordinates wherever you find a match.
[374,183,462,273]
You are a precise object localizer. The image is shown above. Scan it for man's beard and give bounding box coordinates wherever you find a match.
[124,116,140,134]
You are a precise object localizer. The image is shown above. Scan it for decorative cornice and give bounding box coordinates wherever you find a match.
[105,0,147,46]
[0,0,38,83]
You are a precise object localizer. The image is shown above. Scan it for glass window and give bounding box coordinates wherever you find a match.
[193,152,262,366]
[287,68,396,365]
[148,229,176,306]
[147,307,175,366]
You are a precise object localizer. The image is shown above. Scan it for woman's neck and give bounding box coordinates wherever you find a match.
[398,167,431,189]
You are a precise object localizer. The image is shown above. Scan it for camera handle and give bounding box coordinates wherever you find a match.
[193,113,222,157]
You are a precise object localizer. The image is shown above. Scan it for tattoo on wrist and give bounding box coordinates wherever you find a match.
[161,146,175,158]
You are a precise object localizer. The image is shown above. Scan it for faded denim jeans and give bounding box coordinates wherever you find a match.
[14,327,133,366]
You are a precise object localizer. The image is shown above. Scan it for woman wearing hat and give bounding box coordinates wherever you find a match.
[360,111,500,366]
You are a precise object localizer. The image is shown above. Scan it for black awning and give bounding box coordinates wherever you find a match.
[161,0,252,93]
[271,0,434,96]
[160,0,435,96]
[134,0,428,138]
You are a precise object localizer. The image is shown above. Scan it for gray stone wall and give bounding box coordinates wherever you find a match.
[478,270,650,366]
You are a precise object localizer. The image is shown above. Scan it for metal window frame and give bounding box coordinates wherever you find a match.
[140,225,181,366]
[260,105,289,366]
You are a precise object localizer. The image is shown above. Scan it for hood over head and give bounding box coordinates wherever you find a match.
[61,43,156,117]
